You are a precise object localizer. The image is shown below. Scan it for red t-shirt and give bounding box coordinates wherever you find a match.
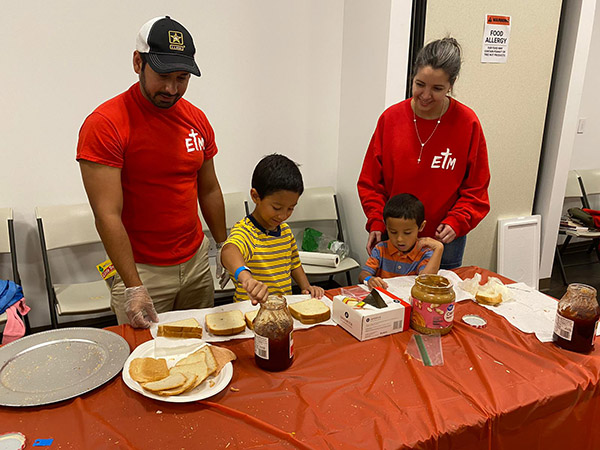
[76,83,217,265]
[358,98,490,238]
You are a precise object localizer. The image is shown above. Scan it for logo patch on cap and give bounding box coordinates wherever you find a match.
[168,30,185,51]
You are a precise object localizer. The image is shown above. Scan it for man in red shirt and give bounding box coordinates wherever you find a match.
[77,16,227,328]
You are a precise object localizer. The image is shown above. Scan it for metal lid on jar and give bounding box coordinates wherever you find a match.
[0,432,26,450]
[462,314,487,329]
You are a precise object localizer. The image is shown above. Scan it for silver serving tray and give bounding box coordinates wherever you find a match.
[0,327,130,407]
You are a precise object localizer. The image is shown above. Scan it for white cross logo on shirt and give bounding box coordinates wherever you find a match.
[186,129,205,153]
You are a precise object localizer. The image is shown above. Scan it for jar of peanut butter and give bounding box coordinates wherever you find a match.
[410,274,456,335]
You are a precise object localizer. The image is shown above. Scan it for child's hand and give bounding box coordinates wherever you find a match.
[240,276,269,305]
[302,285,324,299]
[368,277,388,289]
[416,237,444,251]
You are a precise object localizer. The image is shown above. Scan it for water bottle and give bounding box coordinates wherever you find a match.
[302,227,349,260]
[317,235,349,260]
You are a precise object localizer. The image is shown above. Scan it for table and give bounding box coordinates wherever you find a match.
[2,266,600,449]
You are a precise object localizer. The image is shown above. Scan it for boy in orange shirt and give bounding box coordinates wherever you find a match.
[358,194,444,289]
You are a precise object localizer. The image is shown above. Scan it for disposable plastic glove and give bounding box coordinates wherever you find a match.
[124,285,159,328]
[216,242,229,289]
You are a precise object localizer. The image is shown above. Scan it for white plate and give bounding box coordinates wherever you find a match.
[121,340,233,403]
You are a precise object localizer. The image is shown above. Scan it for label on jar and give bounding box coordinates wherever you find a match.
[554,313,574,341]
[410,297,455,331]
[254,333,269,359]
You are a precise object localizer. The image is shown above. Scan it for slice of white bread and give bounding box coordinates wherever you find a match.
[176,346,217,376]
[129,357,170,383]
[157,372,198,396]
[205,310,246,336]
[141,372,187,392]
[475,290,502,306]
[157,318,203,339]
[245,310,258,330]
[170,361,209,391]
[289,298,331,324]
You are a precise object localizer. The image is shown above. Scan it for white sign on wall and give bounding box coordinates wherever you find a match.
[481,14,511,63]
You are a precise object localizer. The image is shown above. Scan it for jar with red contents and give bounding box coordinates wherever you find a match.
[253,295,294,371]
[553,283,600,353]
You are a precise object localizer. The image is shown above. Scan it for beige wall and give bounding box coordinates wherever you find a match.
[425,0,562,270]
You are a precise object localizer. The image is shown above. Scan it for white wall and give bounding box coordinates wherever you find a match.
[1,1,344,327]
[336,0,413,271]
[571,3,600,170]
[536,0,598,280]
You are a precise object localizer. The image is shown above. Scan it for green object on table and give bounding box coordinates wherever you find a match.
[301,227,324,252]
[414,334,433,366]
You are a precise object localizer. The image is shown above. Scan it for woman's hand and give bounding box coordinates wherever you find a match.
[435,224,457,244]
[366,231,382,255]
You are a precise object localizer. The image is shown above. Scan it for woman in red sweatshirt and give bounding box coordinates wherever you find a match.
[357,37,490,269]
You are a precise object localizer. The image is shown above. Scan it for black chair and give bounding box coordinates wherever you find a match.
[555,170,600,285]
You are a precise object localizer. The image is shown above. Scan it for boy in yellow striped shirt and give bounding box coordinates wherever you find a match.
[221,154,325,304]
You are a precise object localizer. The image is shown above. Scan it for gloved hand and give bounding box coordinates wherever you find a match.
[124,285,159,328]
[216,242,229,289]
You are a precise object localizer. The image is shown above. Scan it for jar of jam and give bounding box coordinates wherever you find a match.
[253,295,294,371]
[553,283,600,353]
[410,274,456,335]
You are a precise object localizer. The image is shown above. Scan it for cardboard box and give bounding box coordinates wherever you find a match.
[332,287,411,341]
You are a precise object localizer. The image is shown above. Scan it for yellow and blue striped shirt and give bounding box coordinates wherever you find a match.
[225,216,301,302]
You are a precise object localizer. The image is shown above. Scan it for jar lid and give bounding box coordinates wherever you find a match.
[462,314,487,329]
[0,432,26,450]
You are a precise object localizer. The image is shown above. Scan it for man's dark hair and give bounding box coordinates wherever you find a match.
[383,193,425,226]
[251,154,304,199]
[139,53,148,71]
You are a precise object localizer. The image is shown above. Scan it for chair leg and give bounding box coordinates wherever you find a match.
[560,235,572,255]
[345,271,352,287]
[594,239,600,263]
[555,246,568,286]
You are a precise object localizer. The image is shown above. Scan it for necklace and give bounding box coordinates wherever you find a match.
[413,98,446,163]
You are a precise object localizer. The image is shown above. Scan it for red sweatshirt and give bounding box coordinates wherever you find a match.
[358,98,490,238]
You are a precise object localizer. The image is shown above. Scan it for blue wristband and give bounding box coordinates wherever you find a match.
[234,266,251,281]
[364,276,372,283]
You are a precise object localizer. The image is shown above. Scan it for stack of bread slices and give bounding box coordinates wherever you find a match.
[129,316,236,397]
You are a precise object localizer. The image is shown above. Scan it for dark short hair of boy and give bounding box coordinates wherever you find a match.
[251,154,304,198]
[383,193,425,226]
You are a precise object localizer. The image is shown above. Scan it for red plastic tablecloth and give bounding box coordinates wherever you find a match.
[2,266,600,449]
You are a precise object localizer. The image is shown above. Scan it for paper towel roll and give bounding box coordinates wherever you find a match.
[298,251,340,268]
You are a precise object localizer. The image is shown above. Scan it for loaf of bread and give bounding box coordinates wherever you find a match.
[130,344,237,397]
[157,318,203,339]
[205,310,246,336]
[289,298,331,324]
